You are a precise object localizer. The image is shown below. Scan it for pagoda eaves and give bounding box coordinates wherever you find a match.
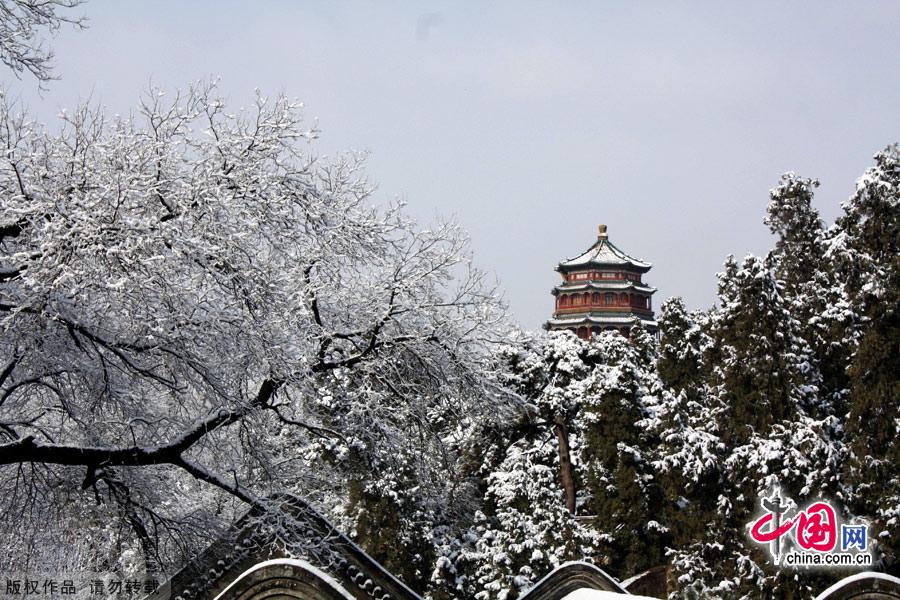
[556,225,651,274]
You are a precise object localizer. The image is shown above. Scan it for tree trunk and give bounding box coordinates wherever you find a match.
[554,415,576,513]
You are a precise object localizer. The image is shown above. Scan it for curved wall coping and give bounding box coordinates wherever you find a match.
[814,572,900,600]
[213,558,356,600]
[519,561,628,600]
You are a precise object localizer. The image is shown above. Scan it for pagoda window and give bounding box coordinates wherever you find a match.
[592,292,600,304]
[583,293,590,304]
[619,293,627,304]
[605,293,614,306]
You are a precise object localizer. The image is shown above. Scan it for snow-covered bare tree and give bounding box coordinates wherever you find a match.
[0,0,85,83]
[0,81,505,576]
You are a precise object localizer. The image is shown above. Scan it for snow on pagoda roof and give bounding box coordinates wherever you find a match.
[548,315,657,328]
[557,226,652,273]
[553,281,657,294]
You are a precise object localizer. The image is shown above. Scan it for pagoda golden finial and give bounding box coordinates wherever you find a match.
[598,224,607,239]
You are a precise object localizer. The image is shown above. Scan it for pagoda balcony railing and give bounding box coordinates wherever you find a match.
[562,272,642,283]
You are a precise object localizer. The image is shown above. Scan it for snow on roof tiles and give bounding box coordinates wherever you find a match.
[547,315,657,327]
[553,281,657,294]
[558,238,651,272]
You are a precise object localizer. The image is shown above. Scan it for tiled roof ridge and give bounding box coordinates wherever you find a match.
[558,237,652,271]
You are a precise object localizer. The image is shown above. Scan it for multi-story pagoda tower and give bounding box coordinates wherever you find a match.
[546,224,657,338]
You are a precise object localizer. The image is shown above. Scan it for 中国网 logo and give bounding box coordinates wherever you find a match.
[747,489,872,568]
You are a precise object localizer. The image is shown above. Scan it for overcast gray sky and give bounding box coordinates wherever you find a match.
[8,1,900,329]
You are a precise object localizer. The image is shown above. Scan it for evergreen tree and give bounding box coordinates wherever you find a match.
[837,144,900,573]
[430,332,602,600]
[706,255,821,445]
[765,173,825,295]
[462,438,601,600]
[492,331,602,515]
[766,173,854,415]
[665,253,842,598]
[344,453,438,591]
[653,299,722,552]
[656,297,708,397]
[577,332,667,579]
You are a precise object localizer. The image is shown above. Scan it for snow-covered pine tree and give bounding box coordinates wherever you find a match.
[652,299,722,553]
[433,330,666,599]
[765,173,825,296]
[492,331,601,516]
[766,173,855,416]
[429,331,602,600]
[577,331,667,579]
[665,253,842,598]
[836,145,900,573]
[463,437,601,600]
[655,297,708,398]
[706,255,822,444]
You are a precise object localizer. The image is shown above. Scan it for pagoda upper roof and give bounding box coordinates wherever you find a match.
[557,226,652,273]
